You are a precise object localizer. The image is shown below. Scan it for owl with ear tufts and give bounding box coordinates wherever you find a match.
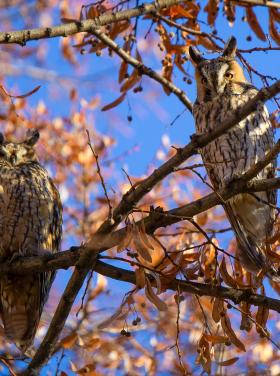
[189,36,278,280]
[0,129,62,352]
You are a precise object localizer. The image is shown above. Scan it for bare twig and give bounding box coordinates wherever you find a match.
[86,129,113,219]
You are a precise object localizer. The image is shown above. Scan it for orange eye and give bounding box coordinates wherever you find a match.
[225,72,233,79]
[201,77,207,84]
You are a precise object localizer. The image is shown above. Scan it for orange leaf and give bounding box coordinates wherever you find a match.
[0,84,41,99]
[246,7,266,41]
[120,69,141,92]
[145,278,168,311]
[133,226,153,263]
[118,61,128,84]
[220,257,238,288]
[221,315,246,352]
[212,297,224,323]
[269,9,280,45]
[217,357,239,366]
[204,334,229,344]
[116,223,133,252]
[101,93,126,112]
[60,333,78,349]
[204,0,219,26]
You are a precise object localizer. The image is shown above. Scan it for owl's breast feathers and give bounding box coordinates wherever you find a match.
[0,159,62,351]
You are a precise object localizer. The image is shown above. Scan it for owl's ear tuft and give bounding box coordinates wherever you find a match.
[0,133,4,145]
[25,129,40,146]
[189,46,205,65]
[222,36,237,58]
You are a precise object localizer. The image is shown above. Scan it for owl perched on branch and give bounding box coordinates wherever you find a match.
[189,37,278,280]
[0,130,62,352]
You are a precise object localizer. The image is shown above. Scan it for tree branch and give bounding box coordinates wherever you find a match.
[4,176,280,277]
[22,80,280,375]
[232,0,280,9]
[95,260,280,313]
[0,0,186,45]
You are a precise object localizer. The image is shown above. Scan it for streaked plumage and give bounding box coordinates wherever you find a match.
[189,37,278,280]
[0,130,62,352]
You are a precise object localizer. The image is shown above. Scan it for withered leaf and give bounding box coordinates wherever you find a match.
[120,69,141,92]
[246,7,266,41]
[221,315,246,352]
[269,9,280,46]
[116,223,133,252]
[204,334,229,344]
[204,0,219,26]
[118,60,128,84]
[60,333,78,349]
[217,357,239,366]
[220,257,238,288]
[145,278,167,311]
[212,297,224,323]
[101,93,126,112]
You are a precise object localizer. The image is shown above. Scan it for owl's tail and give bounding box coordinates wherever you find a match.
[0,273,46,353]
[224,201,280,282]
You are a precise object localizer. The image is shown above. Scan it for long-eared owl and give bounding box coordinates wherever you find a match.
[0,129,62,352]
[189,37,278,280]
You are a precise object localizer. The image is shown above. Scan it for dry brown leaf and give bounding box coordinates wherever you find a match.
[217,357,239,366]
[118,61,128,84]
[101,93,126,112]
[120,69,141,92]
[212,297,224,323]
[169,5,194,19]
[204,0,219,26]
[269,9,280,45]
[220,257,238,288]
[246,7,266,41]
[221,315,246,352]
[133,226,153,263]
[60,333,78,349]
[256,305,269,335]
[75,364,98,376]
[204,334,229,344]
[271,8,280,23]
[240,301,253,332]
[139,222,155,250]
[145,278,168,311]
[116,223,133,252]
[196,335,212,374]
[224,0,235,25]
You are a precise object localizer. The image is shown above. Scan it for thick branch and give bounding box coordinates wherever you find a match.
[95,261,280,313]
[0,0,185,45]
[4,176,280,276]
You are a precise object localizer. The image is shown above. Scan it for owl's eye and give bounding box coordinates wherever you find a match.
[201,77,207,84]
[225,72,233,79]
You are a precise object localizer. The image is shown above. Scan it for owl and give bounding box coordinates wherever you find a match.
[0,129,62,352]
[189,37,278,280]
